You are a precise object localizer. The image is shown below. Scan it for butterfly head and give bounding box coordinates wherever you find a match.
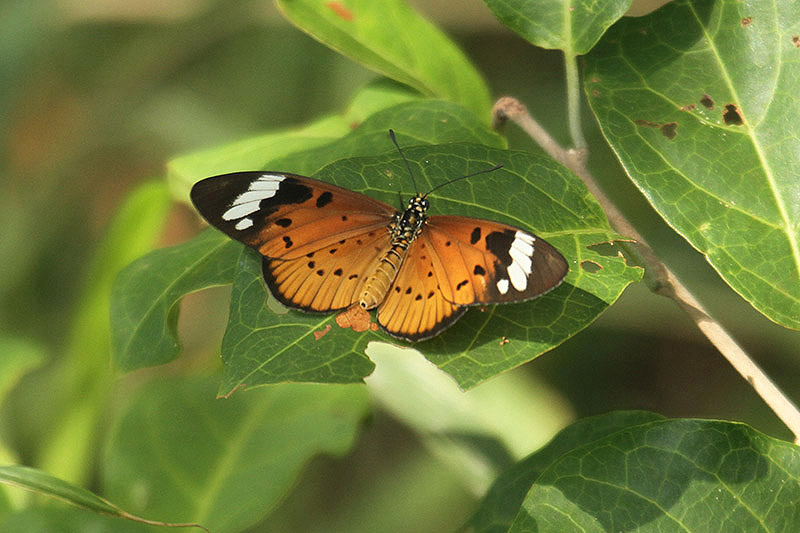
[391,193,429,242]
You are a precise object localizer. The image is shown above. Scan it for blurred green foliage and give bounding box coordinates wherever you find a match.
[0,1,798,531]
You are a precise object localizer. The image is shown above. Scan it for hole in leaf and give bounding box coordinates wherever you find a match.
[586,239,639,268]
[580,260,603,273]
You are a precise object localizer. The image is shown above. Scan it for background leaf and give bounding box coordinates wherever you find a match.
[469,411,800,532]
[0,465,203,531]
[276,0,491,118]
[585,0,800,329]
[484,0,632,54]
[103,378,369,533]
[38,180,172,485]
[110,229,240,372]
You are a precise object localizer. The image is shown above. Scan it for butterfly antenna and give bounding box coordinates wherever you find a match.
[389,129,419,193]
[424,164,503,197]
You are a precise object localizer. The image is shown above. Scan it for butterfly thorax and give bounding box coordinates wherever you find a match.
[359,195,429,310]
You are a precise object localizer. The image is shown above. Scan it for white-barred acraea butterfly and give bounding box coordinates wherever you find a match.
[190,131,568,341]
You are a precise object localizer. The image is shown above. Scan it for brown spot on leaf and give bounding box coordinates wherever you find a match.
[499,336,510,346]
[326,1,354,21]
[723,104,744,125]
[680,103,697,111]
[660,122,677,140]
[700,94,714,109]
[314,324,331,340]
[741,17,753,28]
[793,36,800,48]
[635,119,660,128]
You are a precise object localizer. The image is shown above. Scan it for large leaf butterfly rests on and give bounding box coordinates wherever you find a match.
[190,131,568,341]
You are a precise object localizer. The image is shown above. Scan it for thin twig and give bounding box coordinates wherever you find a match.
[493,96,800,444]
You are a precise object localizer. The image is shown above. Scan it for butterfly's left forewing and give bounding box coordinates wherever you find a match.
[190,172,395,259]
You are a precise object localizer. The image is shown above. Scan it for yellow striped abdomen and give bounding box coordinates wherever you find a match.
[359,242,409,310]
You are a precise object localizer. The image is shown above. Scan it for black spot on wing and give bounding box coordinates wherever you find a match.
[317,191,333,208]
[484,230,515,266]
[456,280,469,290]
[283,236,293,249]
[276,218,292,227]
[470,227,481,244]
[473,265,486,276]
[266,178,313,215]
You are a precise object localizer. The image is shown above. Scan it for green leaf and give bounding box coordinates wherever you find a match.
[40,180,172,485]
[484,0,632,54]
[0,336,45,473]
[0,336,45,407]
[110,229,240,372]
[0,508,149,533]
[103,377,369,533]
[167,115,350,204]
[0,465,204,531]
[469,412,800,532]
[217,142,640,393]
[585,0,800,329]
[276,0,491,118]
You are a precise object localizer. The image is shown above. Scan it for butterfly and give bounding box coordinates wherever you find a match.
[190,131,568,341]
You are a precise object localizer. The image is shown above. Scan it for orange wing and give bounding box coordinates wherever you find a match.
[190,172,395,260]
[263,227,389,312]
[376,235,466,341]
[422,215,568,306]
[191,172,397,312]
[376,215,568,340]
